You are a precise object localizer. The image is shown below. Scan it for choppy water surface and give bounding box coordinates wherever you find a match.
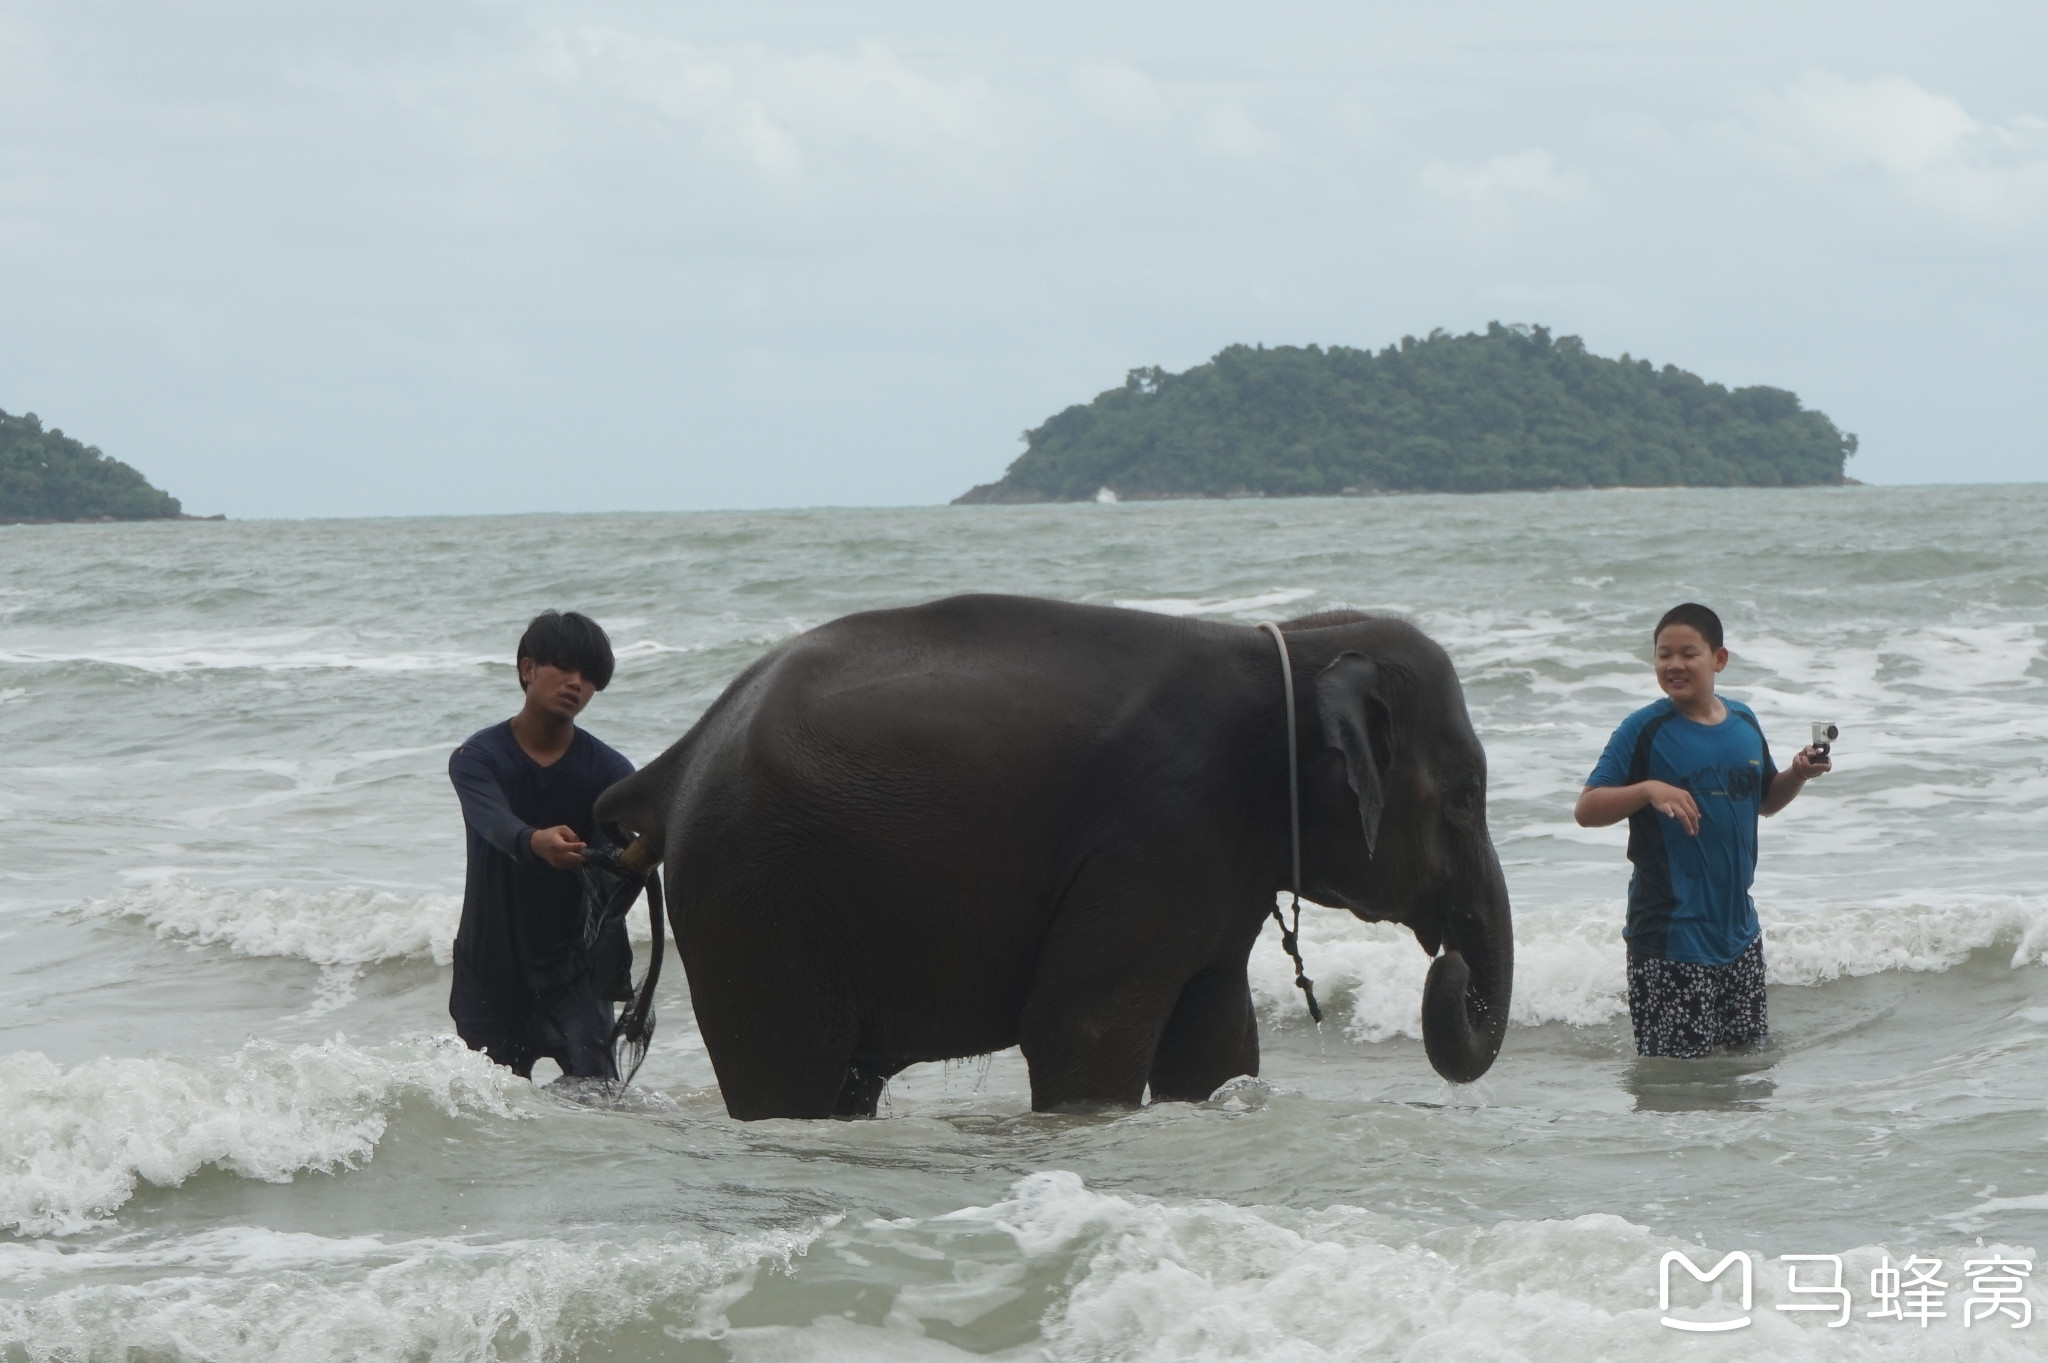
[2,486,2045,1361]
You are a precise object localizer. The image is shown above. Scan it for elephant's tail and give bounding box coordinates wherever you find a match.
[594,756,679,872]
[610,865,664,1085]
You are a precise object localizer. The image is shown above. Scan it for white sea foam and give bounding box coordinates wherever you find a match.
[1767,892,2048,981]
[1249,893,2048,1041]
[0,631,502,676]
[0,1222,819,1362]
[9,1176,2032,1361]
[613,636,709,661]
[0,623,804,679]
[1113,588,1317,619]
[951,1172,2043,1362]
[81,871,2047,1057]
[0,1037,523,1236]
[89,875,2047,1052]
[81,879,652,1014]
[1432,613,2047,779]
[88,881,464,969]
[1247,903,1628,1042]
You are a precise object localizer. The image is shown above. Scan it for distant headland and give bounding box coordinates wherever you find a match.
[955,323,1858,504]
[0,408,210,524]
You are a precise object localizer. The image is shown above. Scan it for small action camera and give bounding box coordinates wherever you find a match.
[1810,722,1839,761]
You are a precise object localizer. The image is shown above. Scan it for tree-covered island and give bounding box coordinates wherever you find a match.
[1,408,190,522]
[956,323,1857,503]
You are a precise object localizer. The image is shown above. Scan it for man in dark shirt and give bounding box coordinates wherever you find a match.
[449,610,635,1079]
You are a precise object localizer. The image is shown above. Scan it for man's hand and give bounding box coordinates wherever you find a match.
[1642,780,1701,835]
[530,824,587,868]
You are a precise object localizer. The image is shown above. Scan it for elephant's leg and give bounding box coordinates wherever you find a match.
[1018,878,1191,1111]
[1148,962,1259,1103]
[679,909,861,1120]
[698,996,860,1120]
[1019,979,1172,1111]
[833,1057,908,1118]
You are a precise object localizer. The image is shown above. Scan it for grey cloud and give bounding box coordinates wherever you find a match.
[0,2,2043,516]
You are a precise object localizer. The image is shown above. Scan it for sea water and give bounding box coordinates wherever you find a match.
[1,485,2044,1361]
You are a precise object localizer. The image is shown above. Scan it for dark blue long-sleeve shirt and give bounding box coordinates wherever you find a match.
[448,721,635,1018]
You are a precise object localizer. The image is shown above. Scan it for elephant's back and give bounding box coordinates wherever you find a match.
[747,594,1195,777]
[798,592,1208,682]
[749,595,1237,779]
[668,592,1249,890]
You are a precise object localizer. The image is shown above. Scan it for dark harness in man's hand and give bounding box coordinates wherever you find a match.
[579,843,666,1086]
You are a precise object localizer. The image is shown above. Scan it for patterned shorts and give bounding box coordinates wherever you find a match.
[1627,936,1769,1058]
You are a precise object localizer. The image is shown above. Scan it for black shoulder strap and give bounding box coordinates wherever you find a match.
[1621,710,1682,945]
[1728,706,1775,797]
[1729,706,1766,746]
[1627,710,1679,786]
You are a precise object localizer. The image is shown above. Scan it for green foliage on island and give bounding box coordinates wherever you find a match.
[956,323,1857,503]
[1,408,183,522]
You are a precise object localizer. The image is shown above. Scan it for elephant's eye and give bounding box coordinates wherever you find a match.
[1446,785,1484,823]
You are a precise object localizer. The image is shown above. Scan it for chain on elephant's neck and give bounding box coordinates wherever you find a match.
[1257,622,1324,1025]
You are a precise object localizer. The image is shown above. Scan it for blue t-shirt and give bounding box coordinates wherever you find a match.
[1587,698,1777,965]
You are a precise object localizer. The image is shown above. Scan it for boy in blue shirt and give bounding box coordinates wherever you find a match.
[1575,603,1830,1057]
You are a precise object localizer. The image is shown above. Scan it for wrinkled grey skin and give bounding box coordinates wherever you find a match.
[597,594,1512,1119]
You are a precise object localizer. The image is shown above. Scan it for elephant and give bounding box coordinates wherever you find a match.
[595,594,1512,1119]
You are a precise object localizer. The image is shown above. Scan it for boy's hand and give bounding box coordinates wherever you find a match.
[1789,746,1833,781]
[531,825,587,868]
[1643,780,1701,835]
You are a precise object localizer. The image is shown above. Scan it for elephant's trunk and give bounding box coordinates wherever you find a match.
[1420,845,1513,1084]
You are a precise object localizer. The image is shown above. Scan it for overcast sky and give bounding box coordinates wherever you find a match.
[2,2,2043,517]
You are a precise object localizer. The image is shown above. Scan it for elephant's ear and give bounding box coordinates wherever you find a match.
[1315,651,1394,856]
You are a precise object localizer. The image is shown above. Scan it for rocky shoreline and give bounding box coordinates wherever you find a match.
[0,512,224,526]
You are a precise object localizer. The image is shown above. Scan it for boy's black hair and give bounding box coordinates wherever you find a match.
[516,610,615,691]
[1654,602,1723,652]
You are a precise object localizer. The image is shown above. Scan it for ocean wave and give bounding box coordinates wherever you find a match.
[0,1222,819,1363]
[82,880,653,1014]
[1111,588,1317,619]
[1430,613,2045,737]
[963,1173,2041,1362]
[78,875,2048,1051]
[0,1037,523,1237]
[0,619,815,682]
[86,882,464,970]
[85,877,2046,1049]
[1768,893,2048,984]
[0,633,501,676]
[1246,904,1626,1042]
[9,1175,2033,1361]
[1250,893,2048,1042]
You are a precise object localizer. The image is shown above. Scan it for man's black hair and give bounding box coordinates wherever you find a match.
[517,610,615,691]
[1654,602,1723,652]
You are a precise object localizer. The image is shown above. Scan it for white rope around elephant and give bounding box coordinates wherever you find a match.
[1257,622,1323,1025]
